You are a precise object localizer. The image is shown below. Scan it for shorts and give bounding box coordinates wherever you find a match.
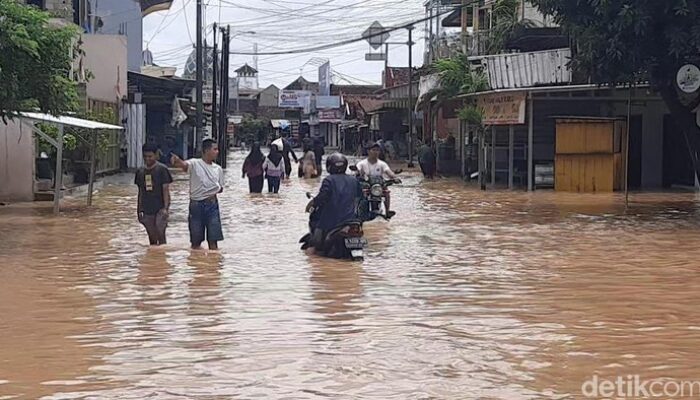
[188,198,224,245]
[140,209,168,245]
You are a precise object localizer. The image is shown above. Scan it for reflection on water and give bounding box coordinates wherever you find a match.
[2,150,700,398]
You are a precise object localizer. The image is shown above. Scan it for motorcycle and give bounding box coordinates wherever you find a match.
[349,165,402,222]
[299,192,367,261]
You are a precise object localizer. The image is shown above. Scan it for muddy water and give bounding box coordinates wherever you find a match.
[2,150,700,399]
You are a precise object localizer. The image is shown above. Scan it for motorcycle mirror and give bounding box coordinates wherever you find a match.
[306,192,312,199]
[349,165,358,171]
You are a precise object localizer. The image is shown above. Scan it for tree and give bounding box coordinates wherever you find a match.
[237,114,270,145]
[0,0,79,120]
[421,52,489,109]
[530,0,700,176]
[486,0,535,54]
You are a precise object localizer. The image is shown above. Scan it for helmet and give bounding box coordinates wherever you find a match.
[326,153,348,174]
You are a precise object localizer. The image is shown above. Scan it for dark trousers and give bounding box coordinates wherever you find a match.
[248,175,264,193]
[267,176,281,193]
[283,157,292,178]
[420,161,436,178]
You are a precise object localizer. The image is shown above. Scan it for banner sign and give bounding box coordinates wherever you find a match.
[319,62,331,96]
[278,90,311,108]
[316,95,340,109]
[477,91,526,125]
[318,109,343,122]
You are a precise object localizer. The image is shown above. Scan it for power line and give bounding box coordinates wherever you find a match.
[229,4,460,56]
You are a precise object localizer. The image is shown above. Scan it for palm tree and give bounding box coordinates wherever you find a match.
[486,0,535,54]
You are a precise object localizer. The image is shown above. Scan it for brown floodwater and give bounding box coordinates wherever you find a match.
[2,150,700,399]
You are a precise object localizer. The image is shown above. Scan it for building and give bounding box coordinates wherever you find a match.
[419,0,693,192]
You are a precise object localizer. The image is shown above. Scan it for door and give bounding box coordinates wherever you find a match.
[663,115,696,187]
[627,115,643,189]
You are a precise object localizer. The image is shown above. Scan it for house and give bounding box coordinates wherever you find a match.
[421,0,691,192]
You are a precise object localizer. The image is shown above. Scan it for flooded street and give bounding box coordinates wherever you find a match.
[3,149,700,399]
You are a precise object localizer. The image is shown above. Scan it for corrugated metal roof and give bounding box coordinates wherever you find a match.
[485,48,572,90]
[20,112,124,130]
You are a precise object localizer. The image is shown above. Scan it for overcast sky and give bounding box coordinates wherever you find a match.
[142,0,434,89]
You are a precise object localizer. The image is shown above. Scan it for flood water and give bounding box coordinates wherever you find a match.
[2,150,700,399]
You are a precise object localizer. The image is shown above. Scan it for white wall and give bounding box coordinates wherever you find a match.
[95,0,143,71]
[0,120,35,202]
[81,34,128,103]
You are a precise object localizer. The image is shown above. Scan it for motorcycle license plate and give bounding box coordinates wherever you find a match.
[344,237,367,249]
[351,250,364,258]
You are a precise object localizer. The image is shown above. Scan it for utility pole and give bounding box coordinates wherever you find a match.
[407,25,415,168]
[212,23,218,141]
[253,42,259,89]
[384,43,389,87]
[195,0,203,155]
[218,25,231,168]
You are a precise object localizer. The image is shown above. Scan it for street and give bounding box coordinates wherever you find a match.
[3,149,700,399]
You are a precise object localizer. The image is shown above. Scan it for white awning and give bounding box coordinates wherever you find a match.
[270,119,290,129]
[19,112,124,130]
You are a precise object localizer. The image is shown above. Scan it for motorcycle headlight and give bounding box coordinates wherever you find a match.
[370,184,383,197]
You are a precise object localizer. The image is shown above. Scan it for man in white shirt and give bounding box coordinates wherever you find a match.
[356,141,401,219]
[171,139,225,250]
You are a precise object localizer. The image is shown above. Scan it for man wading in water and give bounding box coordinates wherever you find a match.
[171,139,225,250]
[135,143,173,245]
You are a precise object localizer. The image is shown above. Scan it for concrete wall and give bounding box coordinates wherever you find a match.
[81,34,128,103]
[95,0,142,71]
[0,120,35,202]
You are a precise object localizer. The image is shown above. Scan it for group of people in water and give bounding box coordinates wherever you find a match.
[240,135,325,194]
[134,134,406,252]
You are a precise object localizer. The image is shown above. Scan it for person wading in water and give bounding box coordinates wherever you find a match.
[171,139,225,250]
[242,142,265,193]
[135,143,173,245]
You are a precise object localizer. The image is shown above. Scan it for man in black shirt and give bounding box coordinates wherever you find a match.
[135,143,173,245]
[281,133,298,179]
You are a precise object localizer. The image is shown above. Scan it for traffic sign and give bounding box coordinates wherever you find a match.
[363,21,390,50]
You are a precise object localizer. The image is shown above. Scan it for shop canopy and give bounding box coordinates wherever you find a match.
[19,112,123,215]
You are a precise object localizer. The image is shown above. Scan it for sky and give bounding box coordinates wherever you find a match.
[141,0,433,89]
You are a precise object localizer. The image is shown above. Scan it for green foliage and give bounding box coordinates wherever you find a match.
[529,0,700,85]
[425,53,489,110]
[237,114,271,144]
[37,107,117,157]
[486,0,535,54]
[458,104,484,126]
[0,0,80,119]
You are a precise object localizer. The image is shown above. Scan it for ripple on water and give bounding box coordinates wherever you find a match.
[1,151,700,399]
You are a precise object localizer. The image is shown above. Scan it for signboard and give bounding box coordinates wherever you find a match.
[278,90,312,108]
[319,62,331,96]
[316,95,340,109]
[363,21,390,50]
[477,92,526,125]
[677,64,700,94]
[318,109,343,122]
[365,53,386,61]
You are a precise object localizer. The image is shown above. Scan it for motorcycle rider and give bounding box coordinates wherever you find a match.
[355,141,401,219]
[305,153,362,250]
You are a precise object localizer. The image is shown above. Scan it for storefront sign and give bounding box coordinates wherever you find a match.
[477,92,526,125]
[318,109,342,122]
[278,90,312,108]
[316,95,340,109]
[677,64,700,94]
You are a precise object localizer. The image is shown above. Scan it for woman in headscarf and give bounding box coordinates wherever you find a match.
[263,143,285,193]
[299,140,318,179]
[242,142,265,193]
